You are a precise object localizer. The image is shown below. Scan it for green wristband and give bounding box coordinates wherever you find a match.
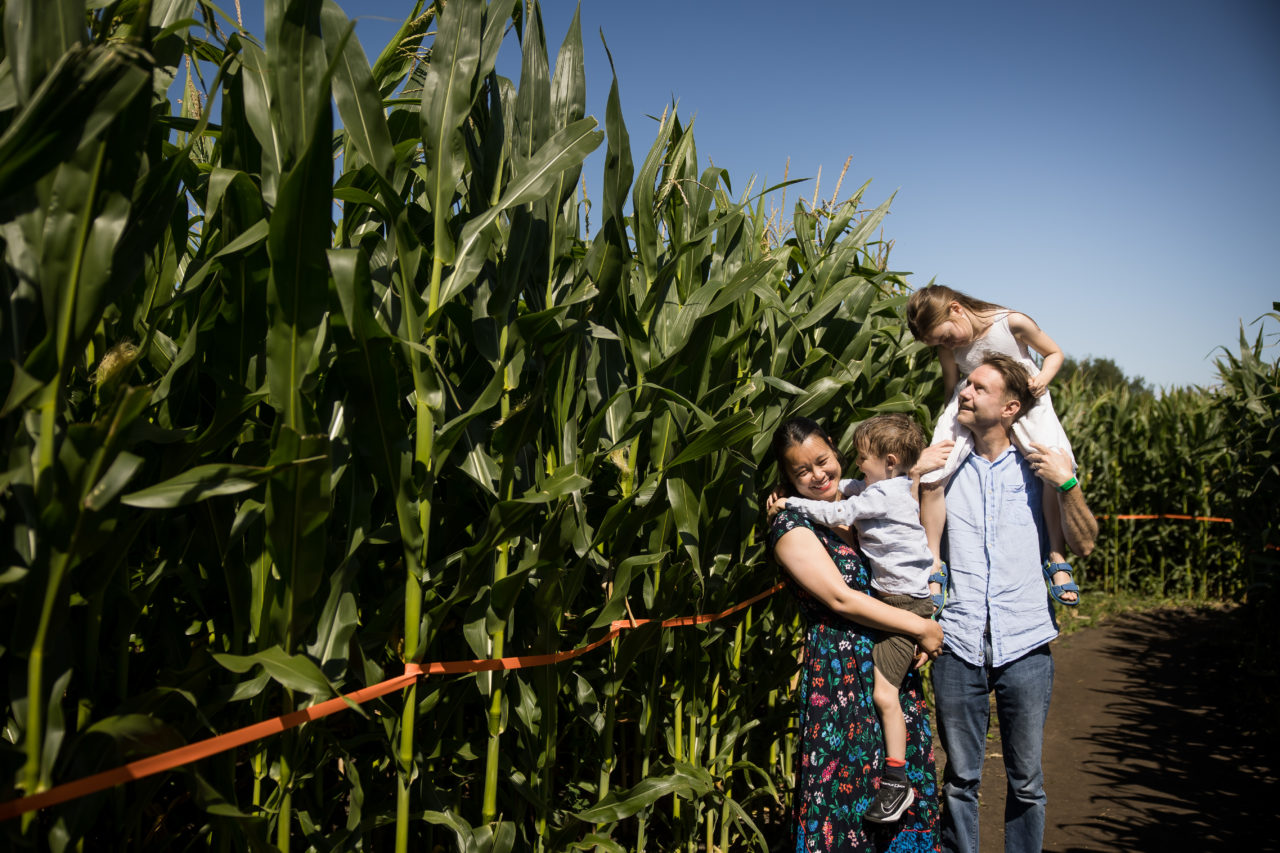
[1058,476,1078,493]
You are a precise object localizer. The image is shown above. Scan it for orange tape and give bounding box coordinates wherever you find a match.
[1097,514,1234,523]
[0,583,783,822]
[0,670,419,823]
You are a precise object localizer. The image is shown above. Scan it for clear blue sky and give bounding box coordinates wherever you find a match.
[214,0,1280,390]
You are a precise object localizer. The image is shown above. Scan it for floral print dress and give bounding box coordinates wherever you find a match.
[770,509,939,852]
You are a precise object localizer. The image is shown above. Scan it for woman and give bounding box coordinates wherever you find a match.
[769,417,945,851]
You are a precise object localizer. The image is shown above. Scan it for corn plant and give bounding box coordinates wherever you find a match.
[1,1,948,850]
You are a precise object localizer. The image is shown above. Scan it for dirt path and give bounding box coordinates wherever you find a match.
[947,607,1280,852]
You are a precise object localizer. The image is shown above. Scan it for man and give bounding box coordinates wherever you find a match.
[932,353,1098,853]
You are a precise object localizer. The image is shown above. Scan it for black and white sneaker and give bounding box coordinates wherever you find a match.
[864,778,914,824]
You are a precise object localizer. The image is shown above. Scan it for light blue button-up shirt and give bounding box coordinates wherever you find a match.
[939,445,1056,667]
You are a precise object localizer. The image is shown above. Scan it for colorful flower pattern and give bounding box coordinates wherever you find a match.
[770,509,940,852]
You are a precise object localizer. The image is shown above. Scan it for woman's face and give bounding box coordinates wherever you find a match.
[782,434,843,502]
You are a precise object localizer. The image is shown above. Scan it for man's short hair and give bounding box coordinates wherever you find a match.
[853,413,925,467]
[980,354,1037,421]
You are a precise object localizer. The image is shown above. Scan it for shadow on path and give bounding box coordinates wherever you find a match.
[952,607,1279,852]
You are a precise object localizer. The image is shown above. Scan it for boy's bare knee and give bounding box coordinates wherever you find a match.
[872,670,899,710]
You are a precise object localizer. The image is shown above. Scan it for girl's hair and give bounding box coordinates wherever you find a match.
[771,416,841,497]
[906,285,1005,342]
[852,413,924,468]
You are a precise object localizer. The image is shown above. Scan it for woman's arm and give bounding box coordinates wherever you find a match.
[1008,312,1063,396]
[939,347,960,400]
[774,527,943,655]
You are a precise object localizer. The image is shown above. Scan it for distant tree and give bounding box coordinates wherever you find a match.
[1058,356,1151,396]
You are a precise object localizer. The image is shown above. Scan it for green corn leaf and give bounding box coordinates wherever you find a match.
[369,0,430,97]
[322,0,393,178]
[265,71,332,430]
[2,0,84,106]
[574,763,714,823]
[437,117,602,309]
[667,409,759,468]
[83,451,146,511]
[213,645,337,697]
[121,461,298,508]
[0,44,150,198]
[421,0,484,266]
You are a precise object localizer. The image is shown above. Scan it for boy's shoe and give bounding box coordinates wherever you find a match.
[864,778,915,824]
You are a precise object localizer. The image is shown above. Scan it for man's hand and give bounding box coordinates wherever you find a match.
[1026,443,1073,489]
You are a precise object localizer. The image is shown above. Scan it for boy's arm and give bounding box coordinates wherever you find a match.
[1009,312,1064,396]
[786,494,862,528]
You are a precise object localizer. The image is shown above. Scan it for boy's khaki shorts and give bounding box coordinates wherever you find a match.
[872,593,937,686]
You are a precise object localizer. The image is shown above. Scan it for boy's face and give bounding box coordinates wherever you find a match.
[854,442,896,485]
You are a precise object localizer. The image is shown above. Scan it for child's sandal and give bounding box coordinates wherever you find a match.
[1042,560,1080,607]
[928,562,949,617]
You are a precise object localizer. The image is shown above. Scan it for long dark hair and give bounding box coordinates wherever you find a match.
[770,416,841,497]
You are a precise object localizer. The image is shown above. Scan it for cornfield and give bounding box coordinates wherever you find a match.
[0,1,938,849]
[1055,307,1280,604]
[3,2,1276,850]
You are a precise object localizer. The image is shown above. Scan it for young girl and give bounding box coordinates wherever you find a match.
[907,285,1080,606]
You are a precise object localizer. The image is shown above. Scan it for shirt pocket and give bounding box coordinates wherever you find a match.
[1000,482,1036,526]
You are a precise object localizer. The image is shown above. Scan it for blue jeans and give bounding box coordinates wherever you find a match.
[932,643,1054,853]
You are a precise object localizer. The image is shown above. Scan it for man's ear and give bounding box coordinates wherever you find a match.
[1002,397,1021,421]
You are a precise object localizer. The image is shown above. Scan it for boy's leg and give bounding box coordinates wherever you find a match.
[992,645,1054,853]
[872,666,908,762]
[867,648,916,824]
[932,650,990,853]
[1042,488,1076,602]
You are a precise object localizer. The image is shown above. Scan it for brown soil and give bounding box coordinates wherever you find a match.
[938,607,1280,852]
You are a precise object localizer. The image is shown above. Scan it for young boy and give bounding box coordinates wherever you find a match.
[774,413,941,824]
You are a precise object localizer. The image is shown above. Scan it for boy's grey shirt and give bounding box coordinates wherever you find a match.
[786,476,932,599]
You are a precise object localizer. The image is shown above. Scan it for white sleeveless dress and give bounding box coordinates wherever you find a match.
[922,311,1074,484]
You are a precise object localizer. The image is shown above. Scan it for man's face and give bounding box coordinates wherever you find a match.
[956,364,1014,429]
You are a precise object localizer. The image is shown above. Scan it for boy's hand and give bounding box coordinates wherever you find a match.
[912,440,955,478]
[765,487,789,519]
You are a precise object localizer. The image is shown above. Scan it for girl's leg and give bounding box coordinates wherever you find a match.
[873,667,908,761]
[922,482,946,599]
[1043,488,1077,603]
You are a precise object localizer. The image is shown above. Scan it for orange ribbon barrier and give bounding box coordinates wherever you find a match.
[1095,515,1279,549]
[1097,513,1234,523]
[0,582,784,822]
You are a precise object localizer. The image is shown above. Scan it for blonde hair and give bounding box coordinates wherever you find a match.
[906,285,1005,342]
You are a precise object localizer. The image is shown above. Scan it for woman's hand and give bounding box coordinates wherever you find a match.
[1026,443,1073,489]
[1027,374,1049,397]
[916,618,943,658]
[911,440,955,479]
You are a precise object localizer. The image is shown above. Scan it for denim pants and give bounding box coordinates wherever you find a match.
[932,642,1054,853]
